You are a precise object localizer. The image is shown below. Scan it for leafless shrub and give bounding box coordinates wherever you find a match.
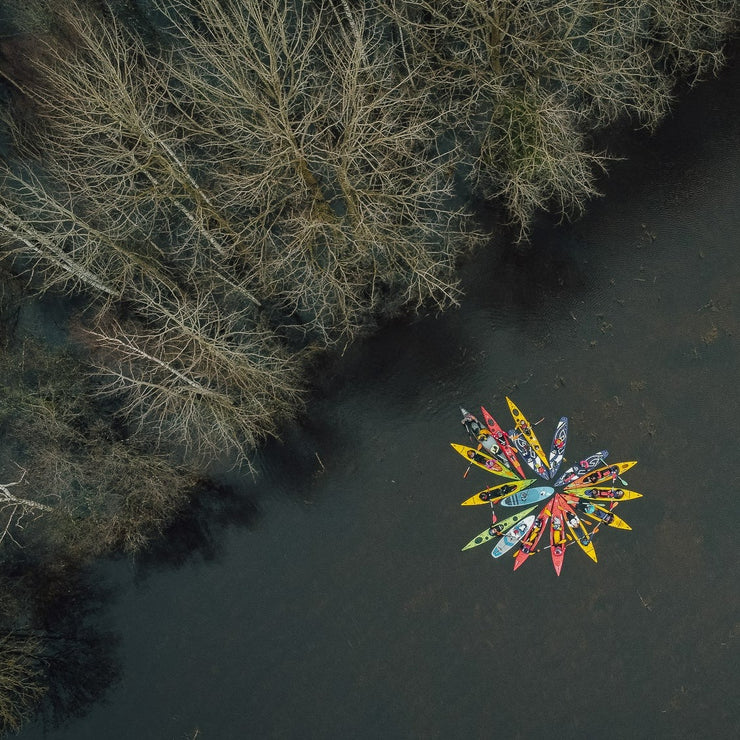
[80,292,305,467]
[382,0,736,237]
[0,631,45,734]
[156,0,478,339]
[478,87,608,236]
[0,468,53,549]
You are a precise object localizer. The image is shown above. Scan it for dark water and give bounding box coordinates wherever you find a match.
[19,57,740,740]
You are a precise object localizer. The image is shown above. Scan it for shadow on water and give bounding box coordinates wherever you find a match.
[131,411,350,578]
[130,480,263,578]
[1,554,121,732]
[37,581,120,730]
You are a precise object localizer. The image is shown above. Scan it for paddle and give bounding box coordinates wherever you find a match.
[508,416,545,441]
[488,501,504,536]
[462,442,483,479]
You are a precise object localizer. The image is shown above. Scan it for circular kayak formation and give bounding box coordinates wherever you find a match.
[457,398,641,575]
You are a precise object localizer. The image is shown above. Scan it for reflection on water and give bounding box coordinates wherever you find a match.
[17,53,740,740]
[3,561,122,730]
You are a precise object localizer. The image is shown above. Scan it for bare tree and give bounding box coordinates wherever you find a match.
[156,0,479,340]
[0,0,479,462]
[0,159,157,301]
[0,154,305,465]
[382,0,736,237]
[6,0,476,344]
[477,85,608,231]
[0,468,53,548]
[0,631,45,734]
[1,2,262,307]
[0,338,202,555]
[81,294,305,467]
[0,2,309,462]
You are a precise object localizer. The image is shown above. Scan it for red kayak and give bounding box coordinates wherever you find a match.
[549,495,567,576]
[480,406,526,478]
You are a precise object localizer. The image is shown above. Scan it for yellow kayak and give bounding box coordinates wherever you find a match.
[460,478,535,506]
[566,486,642,502]
[583,504,632,531]
[561,500,597,562]
[450,443,520,480]
[506,397,550,470]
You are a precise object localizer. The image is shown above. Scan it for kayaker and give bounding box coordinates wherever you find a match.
[587,487,624,499]
[520,515,544,552]
[461,410,477,427]
[577,500,596,514]
[488,510,503,537]
[592,508,615,525]
[465,449,485,463]
[551,515,565,550]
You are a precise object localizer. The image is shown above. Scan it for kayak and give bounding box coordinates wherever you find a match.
[491,514,536,558]
[564,461,637,489]
[510,431,549,480]
[548,417,568,478]
[480,406,526,478]
[552,450,609,487]
[461,505,538,550]
[460,478,535,506]
[578,502,632,531]
[549,495,567,575]
[500,485,554,507]
[565,486,642,501]
[513,505,552,570]
[460,407,502,458]
[450,443,519,480]
[589,501,631,535]
[560,499,597,562]
[506,397,550,470]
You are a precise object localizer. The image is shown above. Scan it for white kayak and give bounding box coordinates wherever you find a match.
[491,515,536,558]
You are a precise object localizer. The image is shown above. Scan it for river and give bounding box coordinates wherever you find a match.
[17,50,740,740]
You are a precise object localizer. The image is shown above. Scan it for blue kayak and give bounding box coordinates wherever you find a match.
[499,486,555,507]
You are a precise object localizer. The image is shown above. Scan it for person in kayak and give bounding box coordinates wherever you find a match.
[577,500,596,515]
[590,508,615,525]
[487,510,502,537]
[519,515,544,553]
[465,448,503,472]
[584,487,624,499]
[551,513,566,554]
[566,510,591,546]
[461,411,494,447]
[465,448,488,464]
